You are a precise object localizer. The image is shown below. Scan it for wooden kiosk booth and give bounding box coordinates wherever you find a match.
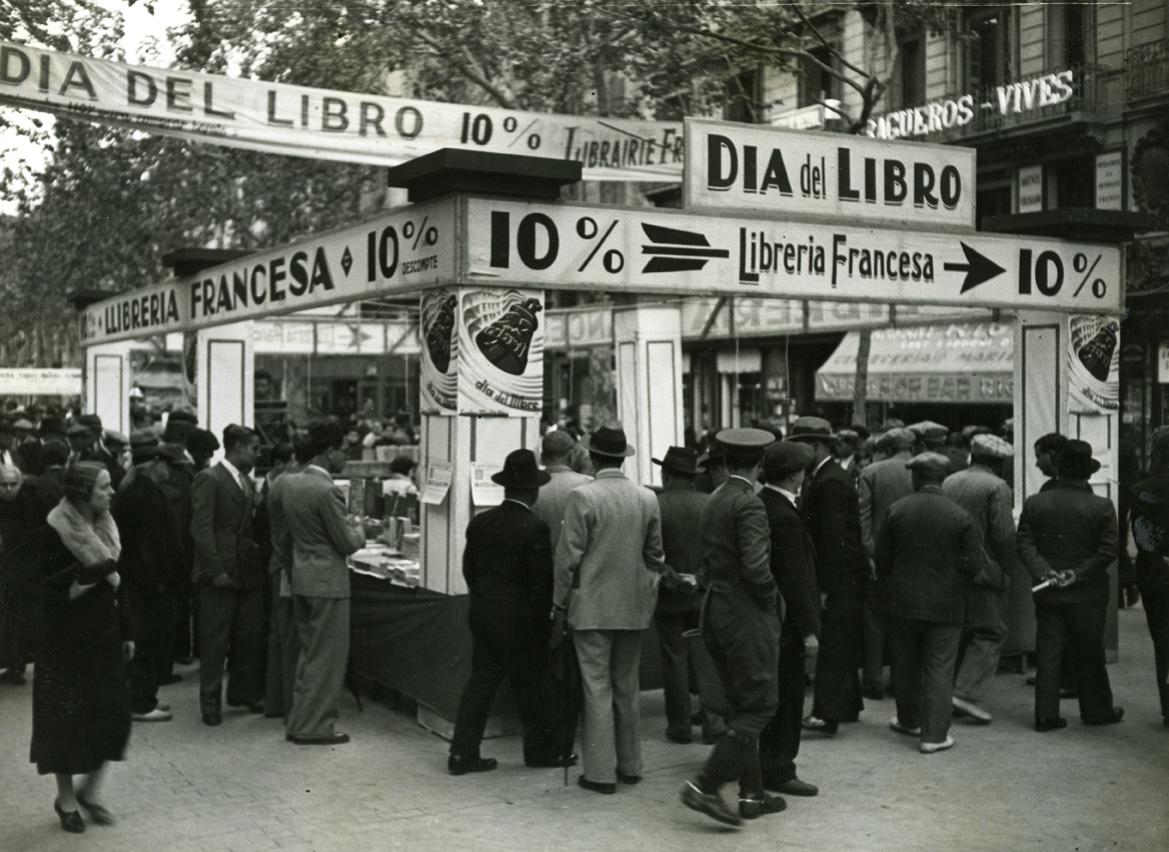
[78,121,1127,733]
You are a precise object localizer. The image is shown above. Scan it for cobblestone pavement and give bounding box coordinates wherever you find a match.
[2,606,1167,852]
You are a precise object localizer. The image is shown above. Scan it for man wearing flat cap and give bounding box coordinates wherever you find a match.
[531,430,591,554]
[790,417,868,737]
[448,449,559,775]
[757,439,821,798]
[681,427,783,826]
[113,443,185,722]
[857,427,917,700]
[651,446,718,745]
[1018,439,1123,731]
[875,452,982,754]
[942,433,1017,724]
[552,422,670,795]
[907,421,948,453]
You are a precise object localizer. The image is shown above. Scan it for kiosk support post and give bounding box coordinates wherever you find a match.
[85,340,133,435]
[196,320,256,437]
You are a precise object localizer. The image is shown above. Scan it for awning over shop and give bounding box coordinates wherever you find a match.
[816,322,1013,404]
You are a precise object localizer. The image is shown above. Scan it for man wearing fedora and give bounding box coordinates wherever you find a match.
[791,417,868,737]
[875,452,982,754]
[651,446,715,745]
[531,430,591,554]
[552,422,669,795]
[1018,439,1124,731]
[680,428,780,825]
[943,433,1018,725]
[448,449,560,774]
[758,439,821,797]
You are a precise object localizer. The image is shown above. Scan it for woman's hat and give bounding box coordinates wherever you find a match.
[491,449,552,489]
[1058,439,1101,479]
[583,422,635,458]
[652,446,703,475]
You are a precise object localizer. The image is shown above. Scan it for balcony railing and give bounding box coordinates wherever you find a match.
[1126,41,1169,101]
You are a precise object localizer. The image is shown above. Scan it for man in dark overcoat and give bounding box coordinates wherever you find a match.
[112,443,184,722]
[857,427,916,699]
[448,449,559,774]
[1131,426,1169,729]
[680,428,782,826]
[190,424,264,725]
[942,433,1017,724]
[652,446,716,744]
[757,440,820,798]
[875,452,981,754]
[1018,439,1123,731]
[792,417,868,736]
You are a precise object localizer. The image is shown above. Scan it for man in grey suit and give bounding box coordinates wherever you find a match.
[190,424,264,726]
[282,422,366,745]
[552,422,671,795]
[942,433,1017,725]
[857,427,916,699]
[531,430,591,553]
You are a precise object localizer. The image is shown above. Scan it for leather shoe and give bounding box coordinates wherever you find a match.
[919,736,954,754]
[680,781,741,826]
[617,771,641,784]
[525,752,576,768]
[772,778,818,797]
[578,775,616,795]
[54,800,84,833]
[1034,716,1068,732]
[288,732,350,746]
[665,727,692,744]
[201,710,222,727]
[739,792,786,819]
[889,717,921,737]
[132,707,173,722]
[952,696,993,724]
[801,715,838,736]
[448,755,497,775]
[77,795,115,826]
[862,685,885,701]
[1083,706,1124,726]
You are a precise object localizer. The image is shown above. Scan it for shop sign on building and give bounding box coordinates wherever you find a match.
[1095,152,1124,211]
[1017,165,1044,213]
[468,198,1122,314]
[684,118,976,230]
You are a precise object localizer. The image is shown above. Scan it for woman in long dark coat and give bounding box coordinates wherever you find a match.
[31,463,133,833]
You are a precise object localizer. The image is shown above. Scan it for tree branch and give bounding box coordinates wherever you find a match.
[412,28,517,109]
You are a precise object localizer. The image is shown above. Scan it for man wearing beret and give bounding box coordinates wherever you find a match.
[651,446,717,745]
[552,423,670,794]
[113,444,185,722]
[791,417,868,736]
[875,452,982,754]
[1018,439,1123,731]
[857,427,917,700]
[282,422,366,745]
[943,433,1017,724]
[448,449,559,774]
[680,428,782,825]
[758,439,820,797]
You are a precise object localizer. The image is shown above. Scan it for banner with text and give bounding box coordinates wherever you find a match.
[0,41,683,181]
[81,198,455,344]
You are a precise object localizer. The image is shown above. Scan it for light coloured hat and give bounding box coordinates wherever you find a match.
[971,433,1014,460]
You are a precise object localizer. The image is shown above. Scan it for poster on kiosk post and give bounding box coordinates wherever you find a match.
[419,287,545,417]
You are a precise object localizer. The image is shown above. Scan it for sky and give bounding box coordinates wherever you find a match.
[0,0,191,215]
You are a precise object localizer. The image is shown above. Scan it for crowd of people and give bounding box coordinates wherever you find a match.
[0,407,368,833]
[448,416,1169,829]
[2,403,1168,834]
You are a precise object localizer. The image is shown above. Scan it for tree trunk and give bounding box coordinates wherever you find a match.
[851,328,871,427]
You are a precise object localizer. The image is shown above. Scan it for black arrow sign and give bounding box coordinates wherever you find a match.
[945,242,1006,293]
[640,223,729,274]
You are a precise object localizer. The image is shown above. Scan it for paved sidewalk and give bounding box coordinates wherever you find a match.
[2,606,1167,852]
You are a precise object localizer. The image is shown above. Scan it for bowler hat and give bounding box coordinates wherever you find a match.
[1058,440,1101,479]
[652,446,704,476]
[763,441,814,481]
[583,422,635,458]
[906,452,951,477]
[786,416,837,445]
[491,449,552,489]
